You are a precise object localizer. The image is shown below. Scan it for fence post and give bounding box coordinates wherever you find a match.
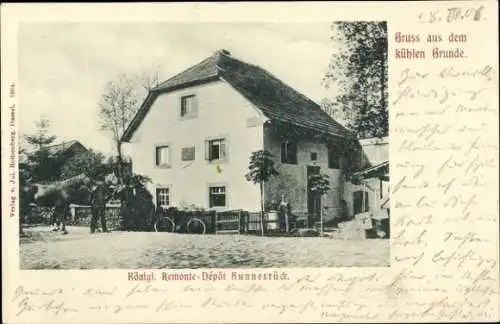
[215,211,218,234]
[211,211,215,234]
[237,210,241,236]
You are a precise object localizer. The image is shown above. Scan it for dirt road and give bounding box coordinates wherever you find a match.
[20,226,389,269]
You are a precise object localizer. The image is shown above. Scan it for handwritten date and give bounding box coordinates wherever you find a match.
[418,6,484,23]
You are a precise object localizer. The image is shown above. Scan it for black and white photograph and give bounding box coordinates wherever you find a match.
[18,22,389,269]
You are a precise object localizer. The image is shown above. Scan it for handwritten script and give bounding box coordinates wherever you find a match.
[389,24,498,319]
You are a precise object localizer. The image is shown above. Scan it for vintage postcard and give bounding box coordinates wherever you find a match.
[2,1,499,323]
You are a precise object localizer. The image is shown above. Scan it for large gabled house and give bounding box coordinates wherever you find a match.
[121,49,367,225]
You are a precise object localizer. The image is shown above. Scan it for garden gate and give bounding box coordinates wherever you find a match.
[215,210,242,234]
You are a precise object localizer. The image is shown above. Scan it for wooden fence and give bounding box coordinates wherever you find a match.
[26,204,311,235]
[155,209,285,235]
[246,212,264,232]
[155,209,217,234]
[244,211,296,233]
[215,210,244,234]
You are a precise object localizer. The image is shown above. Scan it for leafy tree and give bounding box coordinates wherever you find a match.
[115,174,154,231]
[21,117,63,183]
[245,150,279,236]
[25,116,57,150]
[97,70,160,231]
[18,147,32,234]
[308,173,331,234]
[25,150,66,183]
[323,21,388,139]
[59,149,112,180]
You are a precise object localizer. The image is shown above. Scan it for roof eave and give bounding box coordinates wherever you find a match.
[152,75,220,93]
[121,91,158,143]
[352,160,389,178]
[265,117,357,140]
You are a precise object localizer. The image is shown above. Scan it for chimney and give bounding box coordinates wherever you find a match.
[219,49,231,56]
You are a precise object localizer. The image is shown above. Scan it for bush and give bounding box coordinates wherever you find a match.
[119,185,155,231]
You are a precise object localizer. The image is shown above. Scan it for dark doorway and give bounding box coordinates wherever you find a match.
[353,190,369,216]
[307,166,321,227]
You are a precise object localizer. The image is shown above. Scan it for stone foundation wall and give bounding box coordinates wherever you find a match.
[70,206,122,230]
[25,205,122,231]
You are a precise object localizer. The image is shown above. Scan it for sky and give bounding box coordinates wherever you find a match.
[18,23,341,156]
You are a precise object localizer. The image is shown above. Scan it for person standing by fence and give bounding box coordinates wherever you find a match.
[90,180,111,233]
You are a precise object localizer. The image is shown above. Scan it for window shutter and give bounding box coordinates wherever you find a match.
[161,147,166,165]
[219,141,226,159]
[164,147,170,165]
[289,142,298,164]
[181,147,195,161]
[179,96,183,117]
[281,142,286,162]
[364,192,369,212]
[191,95,198,117]
[155,147,160,166]
[205,141,210,160]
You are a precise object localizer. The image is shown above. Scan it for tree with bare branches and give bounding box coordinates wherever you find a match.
[97,69,160,183]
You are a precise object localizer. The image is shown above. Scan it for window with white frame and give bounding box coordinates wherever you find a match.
[205,139,226,161]
[209,186,226,208]
[180,94,197,118]
[155,145,170,167]
[156,188,170,209]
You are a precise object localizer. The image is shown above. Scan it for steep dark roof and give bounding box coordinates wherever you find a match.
[43,140,86,156]
[154,54,220,92]
[122,50,353,142]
